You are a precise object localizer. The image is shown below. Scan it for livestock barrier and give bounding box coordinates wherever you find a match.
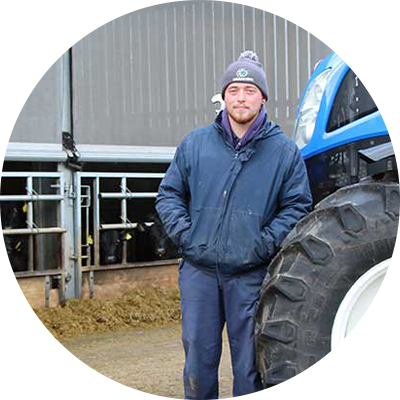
[75,171,181,301]
[0,172,67,307]
[1,165,181,309]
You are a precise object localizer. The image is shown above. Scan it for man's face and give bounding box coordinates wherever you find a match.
[224,83,265,125]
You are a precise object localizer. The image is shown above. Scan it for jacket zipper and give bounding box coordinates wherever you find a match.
[215,150,242,270]
[212,121,270,271]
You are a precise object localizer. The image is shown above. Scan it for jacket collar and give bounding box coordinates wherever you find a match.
[221,106,266,150]
[214,108,280,148]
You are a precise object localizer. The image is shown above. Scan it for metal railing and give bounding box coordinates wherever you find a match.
[76,172,164,260]
[0,172,67,306]
[76,172,166,297]
[1,170,177,302]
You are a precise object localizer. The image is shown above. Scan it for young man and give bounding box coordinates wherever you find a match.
[156,51,312,399]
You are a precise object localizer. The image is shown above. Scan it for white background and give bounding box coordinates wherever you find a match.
[0,1,399,399]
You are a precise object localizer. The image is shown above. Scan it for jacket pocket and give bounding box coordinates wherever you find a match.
[219,211,268,272]
[254,231,271,263]
[182,207,220,267]
[179,226,192,250]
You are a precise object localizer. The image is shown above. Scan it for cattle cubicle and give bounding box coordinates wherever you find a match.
[1,143,180,308]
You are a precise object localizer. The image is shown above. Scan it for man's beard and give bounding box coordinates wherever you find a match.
[227,107,259,125]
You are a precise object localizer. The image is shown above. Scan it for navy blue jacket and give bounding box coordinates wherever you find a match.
[156,113,312,275]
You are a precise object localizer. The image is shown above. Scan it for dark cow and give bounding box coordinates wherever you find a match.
[98,213,179,265]
[98,226,145,264]
[99,229,137,265]
[1,202,29,272]
[136,213,180,262]
[99,230,123,265]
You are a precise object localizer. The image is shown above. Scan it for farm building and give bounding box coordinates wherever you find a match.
[1,1,331,308]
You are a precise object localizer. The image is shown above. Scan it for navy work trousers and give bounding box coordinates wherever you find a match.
[179,261,265,399]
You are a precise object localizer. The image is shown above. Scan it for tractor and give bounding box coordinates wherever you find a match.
[254,52,398,386]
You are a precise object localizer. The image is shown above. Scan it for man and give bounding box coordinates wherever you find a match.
[155,51,312,399]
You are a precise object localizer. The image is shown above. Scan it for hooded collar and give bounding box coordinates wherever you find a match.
[215,105,279,151]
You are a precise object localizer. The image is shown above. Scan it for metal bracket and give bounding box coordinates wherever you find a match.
[45,275,51,308]
[67,183,76,200]
[89,271,94,299]
[62,131,82,171]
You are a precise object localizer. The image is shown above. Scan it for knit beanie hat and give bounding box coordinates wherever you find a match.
[221,50,269,100]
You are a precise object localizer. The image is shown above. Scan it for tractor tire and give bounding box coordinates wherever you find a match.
[255,181,399,387]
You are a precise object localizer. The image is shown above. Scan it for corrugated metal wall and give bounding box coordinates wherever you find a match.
[10,57,63,144]
[10,1,331,147]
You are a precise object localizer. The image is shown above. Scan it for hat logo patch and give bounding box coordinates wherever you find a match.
[236,68,249,78]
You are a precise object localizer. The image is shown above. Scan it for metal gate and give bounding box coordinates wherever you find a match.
[0,172,67,306]
[1,168,176,305]
[75,171,167,299]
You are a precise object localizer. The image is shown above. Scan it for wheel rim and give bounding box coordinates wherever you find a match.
[331,258,390,349]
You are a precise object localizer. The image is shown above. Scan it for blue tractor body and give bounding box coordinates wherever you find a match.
[293,52,394,204]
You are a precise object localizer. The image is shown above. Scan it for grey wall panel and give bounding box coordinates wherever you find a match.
[10,58,63,144]
[72,1,331,146]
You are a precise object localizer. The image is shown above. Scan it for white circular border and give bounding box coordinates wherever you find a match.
[1,1,399,400]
